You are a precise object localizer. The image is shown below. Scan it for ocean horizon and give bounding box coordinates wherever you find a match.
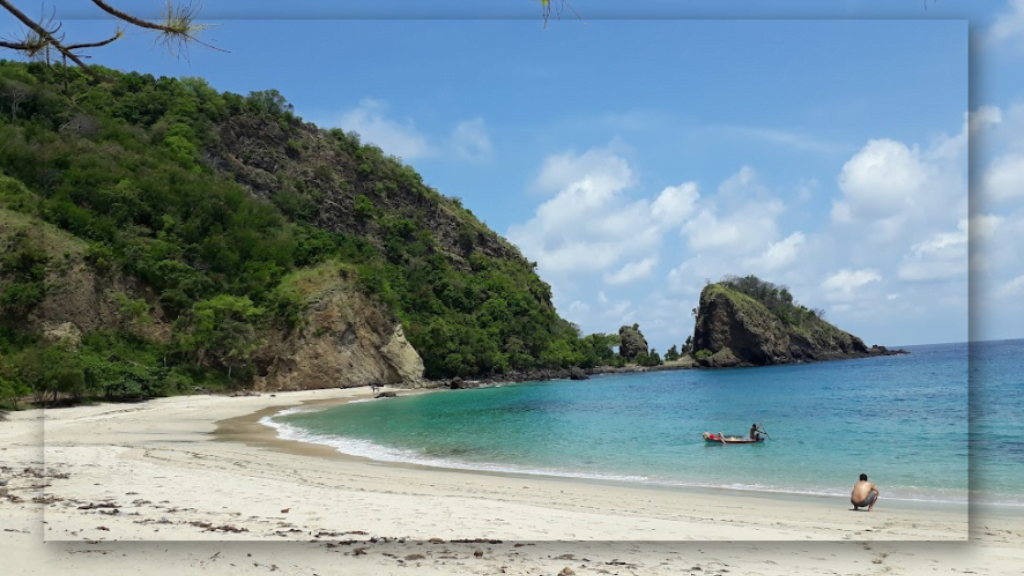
[263,339,1021,507]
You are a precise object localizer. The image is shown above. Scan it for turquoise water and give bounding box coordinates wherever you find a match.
[265,340,1020,506]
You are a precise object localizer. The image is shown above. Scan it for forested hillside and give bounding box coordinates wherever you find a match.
[0,60,617,405]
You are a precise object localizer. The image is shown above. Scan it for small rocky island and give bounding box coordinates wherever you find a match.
[690,275,905,368]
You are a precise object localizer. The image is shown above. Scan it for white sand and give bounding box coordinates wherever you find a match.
[2,387,1022,575]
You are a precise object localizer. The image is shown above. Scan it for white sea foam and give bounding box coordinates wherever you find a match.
[257,408,986,505]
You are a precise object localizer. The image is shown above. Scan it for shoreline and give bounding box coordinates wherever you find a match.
[239,390,979,512]
[4,387,1022,575]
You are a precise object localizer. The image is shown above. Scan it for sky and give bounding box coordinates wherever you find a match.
[2,1,1021,351]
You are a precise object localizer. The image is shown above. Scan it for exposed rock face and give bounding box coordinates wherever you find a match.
[212,115,526,271]
[618,324,649,360]
[2,209,172,343]
[41,322,82,349]
[568,367,589,380]
[3,212,424,392]
[692,283,902,368]
[254,284,424,391]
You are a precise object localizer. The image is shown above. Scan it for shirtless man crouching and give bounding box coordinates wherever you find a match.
[851,473,880,511]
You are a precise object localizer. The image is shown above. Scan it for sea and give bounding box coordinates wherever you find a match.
[262,340,1024,508]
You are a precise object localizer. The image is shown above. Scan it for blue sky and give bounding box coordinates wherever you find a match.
[3,1,1022,351]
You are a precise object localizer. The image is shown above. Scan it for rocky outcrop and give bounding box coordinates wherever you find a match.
[1,208,172,343]
[212,114,526,271]
[253,267,424,391]
[617,324,649,360]
[2,211,425,392]
[691,283,904,368]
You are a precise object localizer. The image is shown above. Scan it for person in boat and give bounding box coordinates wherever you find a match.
[850,473,880,511]
[749,423,765,441]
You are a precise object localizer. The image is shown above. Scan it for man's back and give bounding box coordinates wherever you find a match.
[851,480,876,502]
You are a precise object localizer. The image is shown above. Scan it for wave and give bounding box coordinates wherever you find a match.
[256,408,1001,507]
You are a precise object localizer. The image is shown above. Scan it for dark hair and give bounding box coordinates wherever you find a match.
[859,473,868,481]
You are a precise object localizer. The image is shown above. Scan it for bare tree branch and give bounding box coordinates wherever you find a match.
[65,29,123,51]
[539,0,585,29]
[0,0,104,79]
[0,0,227,80]
[89,0,226,56]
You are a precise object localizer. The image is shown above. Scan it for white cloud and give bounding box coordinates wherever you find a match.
[532,145,633,195]
[683,198,784,255]
[718,165,758,196]
[566,300,590,318]
[830,117,969,257]
[338,98,435,159]
[821,268,881,301]
[450,117,492,161]
[743,231,806,272]
[508,145,660,275]
[833,139,928,222]
[996,274,1024,298]
[651,182,700,226]
[604,299,633,320]
[970,105,1003,135]
[714,126,845,154]
[603,257,658,285]
[982,153,1024,203]
[988,0,1024,47]
[597,291,609,304]
[969,214,1005,241]
[897,220,968,282]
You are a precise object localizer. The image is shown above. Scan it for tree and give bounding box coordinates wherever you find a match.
[664,344,679,362]
[681,335,694,356]
[176,295,264,380]
[0,372,32,409]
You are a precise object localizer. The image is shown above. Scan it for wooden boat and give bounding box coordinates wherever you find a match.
[702,432,765,444]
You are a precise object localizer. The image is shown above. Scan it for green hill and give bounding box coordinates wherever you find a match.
[0,60,610,404]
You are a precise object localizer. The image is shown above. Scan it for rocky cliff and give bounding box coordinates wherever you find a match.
[617,324,649,360]
[691,282,901,368]
[1,209,423,391]
[254,262,424,390]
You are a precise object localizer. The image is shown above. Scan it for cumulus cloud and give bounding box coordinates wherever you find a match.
[897,220,968,282]
[833,139,929,222]
[988,0,1024,48]
[603,257,658,285]
[509,144,703,278]
[821,268,881,301]
[651,182,700,226]
[970,105,1003,135]
[338,98,435,159]
[969,214,1005,242]
[743,231,806,273]
[996,274,1024,298]
[982,153,1024,203]
[334,99,491,162]
[531,145,633,195]
[682,198,784,255]
[450,117,492,161]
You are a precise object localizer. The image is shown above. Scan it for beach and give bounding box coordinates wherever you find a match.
[3,388,1022,575]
